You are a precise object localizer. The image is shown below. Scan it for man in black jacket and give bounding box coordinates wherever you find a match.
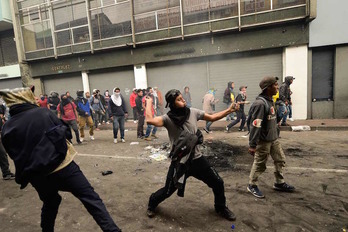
[135,89,145,138]
[108,87,128,144]
[0,87,121,232]
[276,76,295,126]
[247,77,295,199]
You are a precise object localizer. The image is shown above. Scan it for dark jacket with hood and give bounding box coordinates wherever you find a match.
[277,76,292,104]
[48,92,60,110]
[1,105,69,189]
[249,94,279,148]
[108,95,128,117]
[224,82,234,103]
[75,94,91,117]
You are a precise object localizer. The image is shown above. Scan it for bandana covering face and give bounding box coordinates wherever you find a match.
[0,87,37,107]
[111,87,122,106]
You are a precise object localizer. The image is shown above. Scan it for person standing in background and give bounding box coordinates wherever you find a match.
[129,88,138,123]
[202,89,219,133]
[182,86,192,108]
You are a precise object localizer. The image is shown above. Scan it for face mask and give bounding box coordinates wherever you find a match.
[41,97,45,100]
[114,92,120,96]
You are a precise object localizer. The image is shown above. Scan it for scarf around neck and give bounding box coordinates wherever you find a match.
[167,106,190,128]
[111,88,122,106]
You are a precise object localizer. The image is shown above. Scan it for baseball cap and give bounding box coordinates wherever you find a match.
[259,76,279,91]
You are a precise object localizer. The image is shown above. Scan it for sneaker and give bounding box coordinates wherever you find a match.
[288,118,294,122]
[203,127,212,134]
[114,139,118,144]
[281,122,290,126]
[106,121,110,124]
[133,120,137,124]
[3,173,15,180]
[137,136,144,139]
[144,137,152,141]
[98,123,101,126]
[215,206,236,221]
[247,184,265,198]
[90,136,95,141]
[146,208,155,218]
[95,128,100,131]
[225,126,229,133]
[273,182,295,192]
[80,137,84,142]
[121,138,126,143]
[77,140,82,144]
[238,128,245,132]
[151,134,158,139]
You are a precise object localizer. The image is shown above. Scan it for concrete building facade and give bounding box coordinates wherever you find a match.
[8,0,347,119]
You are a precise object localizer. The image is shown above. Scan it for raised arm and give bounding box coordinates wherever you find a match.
[145,96,164,127]
[203,102,239,122]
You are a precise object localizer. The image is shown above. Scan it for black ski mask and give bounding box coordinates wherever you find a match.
[165,89,190,127]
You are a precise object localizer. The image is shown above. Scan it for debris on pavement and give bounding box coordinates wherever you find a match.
[291,125,311,132]
[130,142,139,145]
[149,153,167,161]
[101,170,113,176]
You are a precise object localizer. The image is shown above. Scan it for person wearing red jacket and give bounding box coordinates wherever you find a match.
[129,88,138,123]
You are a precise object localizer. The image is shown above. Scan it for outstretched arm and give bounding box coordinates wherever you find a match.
[203,102,239,122]
[145,97,164,127]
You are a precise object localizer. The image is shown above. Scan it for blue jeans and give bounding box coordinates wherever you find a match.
[145,124,157,137]
[288,104,292,118]
[278,104,289,124]
[112,116,125,139]
[206,121,213,130]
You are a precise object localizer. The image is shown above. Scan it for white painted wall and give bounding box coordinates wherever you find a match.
[0,64,21,79]
[81,71,90,93]
[282,45,308,120]
[133,64,147,89]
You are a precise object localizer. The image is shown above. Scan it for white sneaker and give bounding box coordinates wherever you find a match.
[121,138,126,143]
[288,118,294,122]
[106,121,110,124]
[98,123,101,126]
[90,136,95,140]
[114,139,117,144]
[80,138,84,142]
[133,121,137,124]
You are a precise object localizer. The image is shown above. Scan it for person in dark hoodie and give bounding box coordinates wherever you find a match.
[145,89,239,221]
[223,81,235,121]
[247,77,295,199]
[108,87,128,144]
[276,76,295,126]
[135,89,145,138]
[0,87,122,232]
[48,91,60,115]
[57,94,81,144]
[75,90,95,141]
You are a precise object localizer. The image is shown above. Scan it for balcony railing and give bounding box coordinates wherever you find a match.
[16,0,309,60]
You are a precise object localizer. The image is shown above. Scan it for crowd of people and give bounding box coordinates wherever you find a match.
[0,76,296,231]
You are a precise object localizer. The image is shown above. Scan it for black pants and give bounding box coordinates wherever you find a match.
[227,110,246,130]
[137,114,145,137]
[30,161,121,232]
[148,156,226,211]
[132,107,138,121]
[0,140,11,176]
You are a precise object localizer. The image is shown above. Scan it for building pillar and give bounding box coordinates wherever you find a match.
[282,45,308,120]
[133,64,147,89]
[82,71,90,93]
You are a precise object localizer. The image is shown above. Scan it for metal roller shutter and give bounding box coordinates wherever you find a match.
[208,49,282,113]
[0,78,22,89]
[88,67,135,118]
[43,73,83,98]
[147,60,208,111]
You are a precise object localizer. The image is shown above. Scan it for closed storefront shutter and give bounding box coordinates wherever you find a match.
[0,78,22,89]
[147,60,208,111]
[43,73,83,98]
[208,49,282,113]
[88,67,135,118]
